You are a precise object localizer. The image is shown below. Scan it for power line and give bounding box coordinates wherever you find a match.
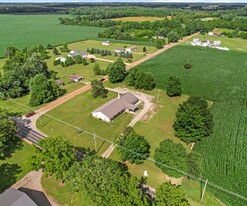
[1,94,247,203]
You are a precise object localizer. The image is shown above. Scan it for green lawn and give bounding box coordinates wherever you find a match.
[36,91,133,155]
[42,175,93,206]
[182,33,247,52]
[133,45,247,206]
[0,14,105,57]
[0,137,36,193]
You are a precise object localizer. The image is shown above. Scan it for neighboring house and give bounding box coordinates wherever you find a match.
[191,38,229,51]
[70,75,83,82]
[92,92,139,122]
[126,46,137,53]
[55,56,66,63]
[114,48,125,53]
[152,36,165,40]
[0,188,37,206]
[208,31,214,36]
[102,41,111,46]
[55,79,64,86]
[87,54,96,59]
[68,50,88,58]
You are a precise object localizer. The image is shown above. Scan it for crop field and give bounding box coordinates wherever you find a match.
[36,91,133,155]
[134,45,247,205]
[182,34,247,52]
[0,14,105,57]
[111,16,164,22]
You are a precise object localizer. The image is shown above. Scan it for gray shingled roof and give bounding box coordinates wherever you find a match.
[0,188,37,206]
[70,50,88,57]
[93,92,138,120]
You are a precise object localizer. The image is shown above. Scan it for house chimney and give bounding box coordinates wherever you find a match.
[118,93,121,99]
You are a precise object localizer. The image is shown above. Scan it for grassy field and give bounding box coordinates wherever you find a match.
[182,33,247,52]
[111,16,164,22]
[0,137,35,192]
[36,91,133,155]
[0,14,105,57]
[133,45,247,206]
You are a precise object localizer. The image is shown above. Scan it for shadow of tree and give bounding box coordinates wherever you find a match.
[0,136,24,161]
[0,163,22,193]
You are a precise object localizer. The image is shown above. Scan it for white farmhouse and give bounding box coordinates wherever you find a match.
[55,56,66,63]
[92,92,139,122]
[102,41,111,46]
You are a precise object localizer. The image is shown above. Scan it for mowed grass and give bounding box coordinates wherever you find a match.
[182,33,247,52]
[0,14,105,57]
[134,45,247,205]
[111,16,164,22]
[0,137,36,192]
[42,176,93,206]
[36,91,133,155]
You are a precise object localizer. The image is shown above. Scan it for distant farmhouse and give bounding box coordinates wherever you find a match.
[55,79,64,86]
[114,48,125,53]
[70,75,83,82]
[0,188,37,206]
[126,46,137,53]
[55,56,66,63]
[92,92,139,122]
[68,50,88,58]
[102,41,111,46]
[152,36,165,40]
[191,38,229,51]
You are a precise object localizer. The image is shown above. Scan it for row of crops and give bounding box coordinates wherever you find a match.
[136,45,247,205]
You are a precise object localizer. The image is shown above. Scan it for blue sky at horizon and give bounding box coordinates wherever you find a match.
[0,0,246,3]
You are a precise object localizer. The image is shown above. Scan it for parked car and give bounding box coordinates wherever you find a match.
[25,111,36,118]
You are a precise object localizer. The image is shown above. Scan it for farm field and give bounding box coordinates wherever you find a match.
[134,45,247,205]
[182,33,247,52]
[0,14,105,57]
[36,90,133,155]
[111,16,164,22]
[0,137,35,192]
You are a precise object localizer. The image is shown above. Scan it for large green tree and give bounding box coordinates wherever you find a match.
[166,76,182,97]
[173,97,213,143]
[126,69,155,90]
[4,47,18,59]
[116,131,150,164]
[153,182,190,206]
[65,155,149,206]
[29,137,76,180]
[0,52,49,98]
[29,74,64,106]
[154,140,188,178]
[91,80,108,98]
[107,58,126,83]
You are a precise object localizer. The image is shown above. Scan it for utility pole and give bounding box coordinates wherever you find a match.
[94,132,97,152]
[201,179,208,202]
[157,89,160,101]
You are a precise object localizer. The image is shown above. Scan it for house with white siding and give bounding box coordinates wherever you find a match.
[92,92,139,122]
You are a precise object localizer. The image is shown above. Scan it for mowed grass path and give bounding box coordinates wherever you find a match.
[36,91,133,155]
[111,16,164,22]
[0,14,104,57]
[134,45,247,206]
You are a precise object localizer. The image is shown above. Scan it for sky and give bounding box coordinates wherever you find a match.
[0,0,246,3]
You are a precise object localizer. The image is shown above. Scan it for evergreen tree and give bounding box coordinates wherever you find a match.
[93,63,101,75]
[166,76,182,97]
[53,47,59,55]
[108,58,126,83]
[91,80,108,98]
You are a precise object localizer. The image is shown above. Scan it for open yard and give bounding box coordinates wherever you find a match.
[36,91,133,155]
[182,33,247,52]
[111,16,164,22]
[0,137,35,193]
[133,45,247,206]
[0,14,105,57]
